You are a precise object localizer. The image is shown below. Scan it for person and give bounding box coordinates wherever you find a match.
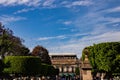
[61,76,65,80]
[93,76,96,80]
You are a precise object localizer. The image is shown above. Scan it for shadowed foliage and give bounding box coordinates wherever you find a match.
[32,45,51,65]
[4,56,41,76]
[0,23,30,57]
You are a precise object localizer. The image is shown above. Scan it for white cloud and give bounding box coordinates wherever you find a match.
[14,8,35,14]
[65,0,93,8]
[71,9,120,31]
[0,15,26,24]
[103,6,120,13]
[38,32,91,41]
[72,0,93,6]
[63,21,72,25]
[113,23,119,27]
[0,0,57,8]
[38,35,66,41]
[48,39,91,58]
[42,0,56,8]
[80,31,120,42]
[108,17,120,23]
[0,0,40,6]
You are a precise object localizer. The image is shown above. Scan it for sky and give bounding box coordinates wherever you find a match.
[0,0,120,58]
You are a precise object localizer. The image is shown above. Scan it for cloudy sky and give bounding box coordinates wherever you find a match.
[0,0,120,57]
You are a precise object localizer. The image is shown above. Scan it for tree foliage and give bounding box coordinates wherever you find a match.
[82,42,120,77]
[4,56,41,76]
[32,45,51,65]
[75,67,80,75]
[4,56,57,77]
[40,64,58,76]
[0,23,29,56]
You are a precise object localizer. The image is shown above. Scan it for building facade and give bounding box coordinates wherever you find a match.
[50,53,93,80]
[50,54,79,77]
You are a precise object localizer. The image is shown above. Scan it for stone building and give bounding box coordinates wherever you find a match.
[50,53,79,77]
[50,53,93,80]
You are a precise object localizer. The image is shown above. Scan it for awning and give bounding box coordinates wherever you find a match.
[59,73,75,77]
[64,73,69,76]
[59,73,64,77]
[69,73,75,77]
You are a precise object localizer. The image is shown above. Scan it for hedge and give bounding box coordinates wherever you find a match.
[3,56,58,77]
[4,56,41,76]
[40,64,59,76]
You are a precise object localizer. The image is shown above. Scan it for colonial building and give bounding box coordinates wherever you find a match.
[50,53,93,80]
[50,53,79,77]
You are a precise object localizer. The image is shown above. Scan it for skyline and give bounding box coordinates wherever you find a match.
[0,0,120,57]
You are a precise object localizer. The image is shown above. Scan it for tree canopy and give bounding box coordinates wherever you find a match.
[0,23,29,57]
[32,45,51,65]
[82,42,120,78]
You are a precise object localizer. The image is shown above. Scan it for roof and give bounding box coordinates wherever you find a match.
[49,53,76,55]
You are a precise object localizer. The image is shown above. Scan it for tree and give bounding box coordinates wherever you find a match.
[32,45,51,65]
[0,23,30,57]
[83,42,120,79]
[20,46,30,56]
[75,67,80,75]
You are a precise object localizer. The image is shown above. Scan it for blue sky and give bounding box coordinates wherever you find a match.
[0,0,120,57]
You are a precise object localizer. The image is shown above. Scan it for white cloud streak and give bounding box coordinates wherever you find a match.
[80,31,120,42]
[102,6,120,13]
[38,32,90,41]
[14,8,35,14]
[0,0,94,8]
[0,15,26,24]
[42,0,56,8]
[38,35,66,41]
[72,0,93,6]
[63,21,72,25]
[0,0,40,6]
[65,0,93,8]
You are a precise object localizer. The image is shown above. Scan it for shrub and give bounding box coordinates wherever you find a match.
[4,56,41,76]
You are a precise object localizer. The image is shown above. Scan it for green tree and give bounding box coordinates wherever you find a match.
[0,23,29,57]
[83,42,120,79]
[32,45,51,65]
[75,67,80,75]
